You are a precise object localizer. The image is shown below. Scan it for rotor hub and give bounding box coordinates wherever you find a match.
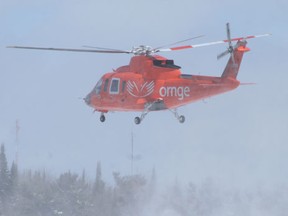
[131,45,154,56]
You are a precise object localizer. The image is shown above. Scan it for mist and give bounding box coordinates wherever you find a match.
[1,145,288,216]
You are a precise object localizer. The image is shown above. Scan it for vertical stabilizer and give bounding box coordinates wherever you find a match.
[221,40,250,79]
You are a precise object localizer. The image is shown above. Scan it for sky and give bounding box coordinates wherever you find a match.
[1,0,288,189]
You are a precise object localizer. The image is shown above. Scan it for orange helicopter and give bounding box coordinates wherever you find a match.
[8,23,269,124]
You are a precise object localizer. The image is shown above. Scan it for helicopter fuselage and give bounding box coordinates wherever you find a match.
[85,55,240,113]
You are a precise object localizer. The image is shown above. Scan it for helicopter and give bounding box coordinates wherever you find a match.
[8,23,269,124]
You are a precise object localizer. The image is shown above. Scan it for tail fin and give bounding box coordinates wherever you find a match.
[221,41,250,79]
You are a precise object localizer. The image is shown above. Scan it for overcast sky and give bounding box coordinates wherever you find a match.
[1,0,287,189]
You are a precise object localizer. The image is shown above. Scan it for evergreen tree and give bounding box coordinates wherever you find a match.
[113,173,147,216]
[10,161,18,193]
[81,169,86,184]
[93,161,105,195]
[148,167,157,196]
[0,143,10,200]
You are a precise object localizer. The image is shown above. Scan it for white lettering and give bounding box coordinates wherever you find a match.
[159,87,166,97]
[159,86,190,100]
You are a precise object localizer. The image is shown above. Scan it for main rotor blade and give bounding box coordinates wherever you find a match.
[7,46,132,54]
[157,33,270,52]
[154,35,205,50]
[82,45,128,52]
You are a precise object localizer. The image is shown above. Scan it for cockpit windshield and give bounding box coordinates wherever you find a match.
[94,78,103,95]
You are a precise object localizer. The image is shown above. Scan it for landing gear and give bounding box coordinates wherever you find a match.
[134,108,185,124]
[100,113,106,122]
[134,101,155,125]
[134,111,148,125]
[134,117,141,125]
[178,115,185,123]
[170,109,185,123]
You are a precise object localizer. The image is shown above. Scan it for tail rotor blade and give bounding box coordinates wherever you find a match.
[226,23,232,48]
[217,50,230,60]
[218,22,236,63]
[227,22,235,63]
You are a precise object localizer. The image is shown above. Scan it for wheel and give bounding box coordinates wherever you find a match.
[100,114,105,122]
[134,117,141,125]
[179,115,185,123]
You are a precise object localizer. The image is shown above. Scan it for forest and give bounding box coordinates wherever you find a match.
[0,143,287,216]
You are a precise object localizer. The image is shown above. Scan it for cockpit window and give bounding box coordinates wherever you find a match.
[104,79,109,92]
[94,78,103,95]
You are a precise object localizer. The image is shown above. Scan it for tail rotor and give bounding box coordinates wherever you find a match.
[217,23,238,63]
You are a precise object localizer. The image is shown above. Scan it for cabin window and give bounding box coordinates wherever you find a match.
[122,81,126,93]
[110,78,120,94]
[104,79,109,92]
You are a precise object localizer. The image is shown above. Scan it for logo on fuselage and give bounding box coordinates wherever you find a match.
[127,80,190,101]
[159,86,190,100]
[127,81,155,98]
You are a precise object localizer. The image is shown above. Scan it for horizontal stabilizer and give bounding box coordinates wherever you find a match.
[240,82,256,85]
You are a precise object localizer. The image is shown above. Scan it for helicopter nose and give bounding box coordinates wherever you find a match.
[84,93,91,105]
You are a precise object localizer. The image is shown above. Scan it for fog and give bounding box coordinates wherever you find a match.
[1,148,288,216]
[1,0,288,215]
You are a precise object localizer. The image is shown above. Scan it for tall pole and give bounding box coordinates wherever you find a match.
[131,131,134,175]
[15,119,20,165]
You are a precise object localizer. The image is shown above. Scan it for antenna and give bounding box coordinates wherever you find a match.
[128,131,141,175]
[15,119,20,165]
[131,131,134,175]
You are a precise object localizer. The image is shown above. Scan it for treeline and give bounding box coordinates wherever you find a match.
[1,143,153,216]
[1,143,288,216]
